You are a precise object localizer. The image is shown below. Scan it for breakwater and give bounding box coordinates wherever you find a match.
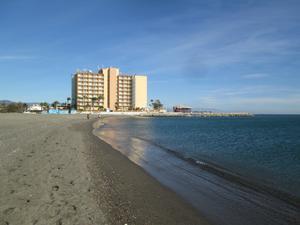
[139,112,253,117]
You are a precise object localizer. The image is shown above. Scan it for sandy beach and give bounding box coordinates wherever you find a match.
[0,114,210,225]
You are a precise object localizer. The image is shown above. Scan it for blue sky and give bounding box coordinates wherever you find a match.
[0,0,300,113]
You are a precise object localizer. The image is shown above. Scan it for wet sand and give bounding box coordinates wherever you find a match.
[94,116,300,225]
[0,114,210,225]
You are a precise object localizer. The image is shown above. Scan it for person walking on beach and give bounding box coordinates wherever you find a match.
[87,113,90,119]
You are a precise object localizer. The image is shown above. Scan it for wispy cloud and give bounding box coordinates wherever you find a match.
[196,95,300,113]
[0,55,35,61]
[110,0,300,77]
[242,73,269,79]
[194,85,300,113]
[231,96,300,105]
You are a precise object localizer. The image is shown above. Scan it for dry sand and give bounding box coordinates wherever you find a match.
[0,114,210,225]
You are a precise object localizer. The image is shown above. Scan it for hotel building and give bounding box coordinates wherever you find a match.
[72,67,147,111]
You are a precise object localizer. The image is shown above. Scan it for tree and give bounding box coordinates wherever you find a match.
[52,101,60,109]
[97,94,104,102]
[115,102,119,111]
[90,95,105,111]
[86,103,90,111]
[67,97,71,113]
[6,102,27,113]
[91,97,98,111]
[40,102,49,111]
[82,95,89,111]
[23,103,28,111]
[150,99,163,111]
[97,95,104,111]
[0,103,5,113]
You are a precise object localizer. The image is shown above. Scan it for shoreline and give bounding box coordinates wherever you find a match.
[1,113,298,225]
[82,117,211,225]
[135,136,300,207]
[94,116,300,225]
[0,114,210,225]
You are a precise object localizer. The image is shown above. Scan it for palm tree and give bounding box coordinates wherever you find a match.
[150,99,163,111]
[76,95,88,111]
[40,102,49,111]
[91,97,98,112]
[149,99,154,108]
[97,94,104,111]
[22,103,28,112]
[67,97,71,113]
[83,95,89,111]
[52,101,60,110]
[86,103,91,112]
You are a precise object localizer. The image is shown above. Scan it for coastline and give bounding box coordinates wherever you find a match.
[82,117,211,225]
[94,116,300,225]
[0,114,210,225]
[2,113,298,225]
[135,135,300,207]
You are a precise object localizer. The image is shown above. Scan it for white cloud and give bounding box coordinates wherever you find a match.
[0,55,35,61]
[230,96,300,105]
[194,85,300,113]
[242,73,269,79]
[110,0,300,76]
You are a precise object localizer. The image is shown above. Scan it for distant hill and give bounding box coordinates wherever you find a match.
[0,100,40,105]
[0,100,14,104]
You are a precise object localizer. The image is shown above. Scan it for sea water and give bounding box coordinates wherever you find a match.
[97,115,300,198]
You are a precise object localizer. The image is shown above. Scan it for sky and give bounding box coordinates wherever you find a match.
[0,0,300,114]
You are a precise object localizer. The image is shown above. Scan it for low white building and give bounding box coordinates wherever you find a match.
[27,104,43,112]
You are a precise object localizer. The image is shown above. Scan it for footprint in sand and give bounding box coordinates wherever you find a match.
[52,185,59,191]
[8,168,16,173]
[56,218,62,225]
[3,207,15,215]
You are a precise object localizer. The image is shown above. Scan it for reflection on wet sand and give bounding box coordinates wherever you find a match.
[94,117,299,225]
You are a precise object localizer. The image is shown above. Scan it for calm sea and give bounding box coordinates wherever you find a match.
[98,115,300,198]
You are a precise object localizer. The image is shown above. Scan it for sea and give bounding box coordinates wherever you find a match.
[94,115,300,225]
